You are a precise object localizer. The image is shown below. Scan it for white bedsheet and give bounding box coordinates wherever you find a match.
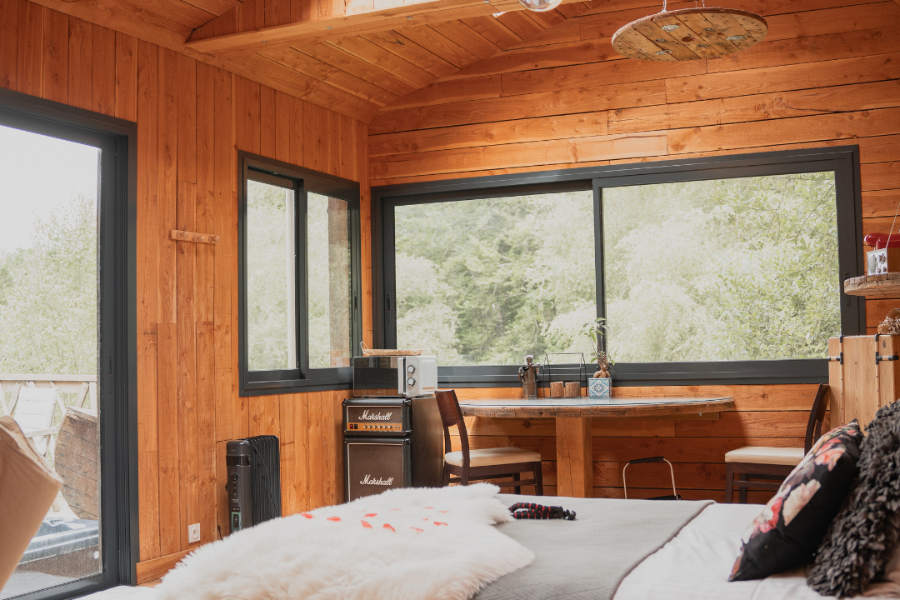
[615,503,850,600]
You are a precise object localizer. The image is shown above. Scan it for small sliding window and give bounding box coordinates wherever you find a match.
[239,153,362,396]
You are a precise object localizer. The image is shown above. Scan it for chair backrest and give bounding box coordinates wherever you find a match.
[13,387,60,455]
[434,389,469,460]
[804,383,830,454]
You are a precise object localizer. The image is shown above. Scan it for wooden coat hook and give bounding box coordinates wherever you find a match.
[170,230,220,245]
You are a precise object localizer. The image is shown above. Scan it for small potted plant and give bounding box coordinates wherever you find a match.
[583,318,614,399]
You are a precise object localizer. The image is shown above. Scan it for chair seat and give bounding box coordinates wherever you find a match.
[445,447,541,468]
[725,446,806,466]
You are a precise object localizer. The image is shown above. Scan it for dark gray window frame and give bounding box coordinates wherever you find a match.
[372,146,864,387]
[238,152,363,396]
[0,87,138,599]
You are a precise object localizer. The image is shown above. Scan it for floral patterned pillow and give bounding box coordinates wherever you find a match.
[730,420,863,581]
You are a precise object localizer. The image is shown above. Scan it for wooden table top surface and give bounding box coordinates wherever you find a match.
[456,396,735,418]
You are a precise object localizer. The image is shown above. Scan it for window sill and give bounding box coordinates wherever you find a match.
[436,360,827,388]
[241,368,352,397]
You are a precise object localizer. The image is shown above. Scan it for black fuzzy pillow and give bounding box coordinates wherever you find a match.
[730,420,862,581]
[808,401,900,597]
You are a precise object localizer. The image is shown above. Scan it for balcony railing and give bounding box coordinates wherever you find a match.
[0,374,97,418]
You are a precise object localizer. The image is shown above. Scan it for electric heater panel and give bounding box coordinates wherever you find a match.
[226,435,281,534]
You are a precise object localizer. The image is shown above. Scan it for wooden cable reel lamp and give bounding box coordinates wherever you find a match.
[612,0,768,61]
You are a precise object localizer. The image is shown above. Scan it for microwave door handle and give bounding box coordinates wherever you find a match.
[398,358,406,396]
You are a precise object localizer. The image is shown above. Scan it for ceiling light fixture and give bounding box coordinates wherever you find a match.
[612,0,767,62]
[518,0,563,13]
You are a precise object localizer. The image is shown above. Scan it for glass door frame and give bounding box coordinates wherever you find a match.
[0,88,138,599]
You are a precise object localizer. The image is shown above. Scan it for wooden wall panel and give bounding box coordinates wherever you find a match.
[0,0,366,577]
[367,0,896,503]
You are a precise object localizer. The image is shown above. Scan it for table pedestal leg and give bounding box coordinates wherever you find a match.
[555,417,593,498]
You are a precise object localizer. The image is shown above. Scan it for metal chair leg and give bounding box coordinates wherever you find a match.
[534,462,544,496]
[724,464,735,504]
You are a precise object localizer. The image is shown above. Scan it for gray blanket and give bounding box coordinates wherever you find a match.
[475,494,713,600]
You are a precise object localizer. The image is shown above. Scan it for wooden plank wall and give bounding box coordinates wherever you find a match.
[0,0,372,581]
[366,0,884,501]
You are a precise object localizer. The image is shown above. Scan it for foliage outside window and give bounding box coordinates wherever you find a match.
[240,153,360,396]
[394,190,596,365]
[603,173,840,363]
[378,148,863,385]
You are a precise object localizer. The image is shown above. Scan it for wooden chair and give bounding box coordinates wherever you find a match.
[723,383,830,503]
[9,387,66,460]
[435,389,543,495]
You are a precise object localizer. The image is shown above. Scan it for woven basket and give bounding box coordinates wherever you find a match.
[360,342,423,356]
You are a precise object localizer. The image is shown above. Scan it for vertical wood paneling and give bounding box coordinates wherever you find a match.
[274,90,291,163]
[137,330,160,561]
[307,392,325,509]
[16,0,42,97]
[196,322,217,544]
[327,109,340,177]
[41,9,66,103]
[177,54,197,184]
[66,17,91,109]
[235,75,260,154]
[156,322,181,556]
[91,23,115,116]
[302,100,318,170]
[0,0,17,89]
[260,84,276,158]
[0,0,367,573]
[176,180,199,551]
[115,32,136,121]
[158,47,178,325]
[212,65,235,444]
[289,94,303,167]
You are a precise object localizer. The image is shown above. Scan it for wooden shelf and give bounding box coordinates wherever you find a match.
[844,273,900,298]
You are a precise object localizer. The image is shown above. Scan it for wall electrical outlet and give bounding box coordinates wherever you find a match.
[188,523,201,543]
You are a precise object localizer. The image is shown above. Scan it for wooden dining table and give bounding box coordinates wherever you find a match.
[456,396,735,498]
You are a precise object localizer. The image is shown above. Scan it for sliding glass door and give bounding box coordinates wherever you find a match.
[0,91,135,600]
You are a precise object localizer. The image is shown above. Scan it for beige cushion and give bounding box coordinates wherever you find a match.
[0,416,63,591]
[445,447,541,468]
[725,446,806,466]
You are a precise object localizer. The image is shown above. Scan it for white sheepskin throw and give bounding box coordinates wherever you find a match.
[156,484,534,600]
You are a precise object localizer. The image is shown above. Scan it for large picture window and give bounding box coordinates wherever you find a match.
[239,153,361,396]
[375,148,864,386]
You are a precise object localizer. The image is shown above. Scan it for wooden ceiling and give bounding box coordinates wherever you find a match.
[24,0,601,121]
[30,0,892,122]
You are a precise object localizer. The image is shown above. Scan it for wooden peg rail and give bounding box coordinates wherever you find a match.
[170,230,220,245]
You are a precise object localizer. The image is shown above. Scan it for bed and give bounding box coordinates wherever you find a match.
[482,495,833,600]
[88,492,866,600]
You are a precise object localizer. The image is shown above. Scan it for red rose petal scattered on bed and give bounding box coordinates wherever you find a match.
[424,507,433,510]
[439,510,449,514]
[365,513,377,517]
[383,524,395,532]
[422,518,429,521]
[434,522,448,526]
[301,514,313,519]
[411,527,423,533]
[361,520,372,529]
[327,516,341,522]
[389,508,400,511]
